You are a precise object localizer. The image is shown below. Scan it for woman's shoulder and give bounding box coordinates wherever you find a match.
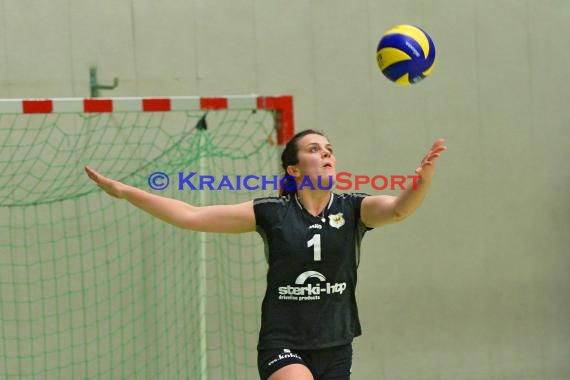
[333,192,370,200]
[253,194,293,207]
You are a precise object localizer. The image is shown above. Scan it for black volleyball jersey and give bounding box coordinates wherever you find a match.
[253,192,372,350]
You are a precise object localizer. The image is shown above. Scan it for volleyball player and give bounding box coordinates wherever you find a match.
[85,129,446,379]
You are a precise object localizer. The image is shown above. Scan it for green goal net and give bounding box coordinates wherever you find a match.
[0,95,294,380]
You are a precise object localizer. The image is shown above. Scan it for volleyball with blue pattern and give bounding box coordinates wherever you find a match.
[376,24,436,85]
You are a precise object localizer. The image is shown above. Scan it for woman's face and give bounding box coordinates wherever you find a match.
[287,133,336,188]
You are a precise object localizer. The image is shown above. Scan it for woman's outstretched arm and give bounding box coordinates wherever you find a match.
[85,166,256,233]
[360,139,446,228]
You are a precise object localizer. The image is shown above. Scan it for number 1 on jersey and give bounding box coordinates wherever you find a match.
[307,234,321,261]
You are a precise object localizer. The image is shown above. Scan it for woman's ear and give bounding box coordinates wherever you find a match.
[286,165,300,178]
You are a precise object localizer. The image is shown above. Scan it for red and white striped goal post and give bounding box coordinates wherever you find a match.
[0,95,295,145]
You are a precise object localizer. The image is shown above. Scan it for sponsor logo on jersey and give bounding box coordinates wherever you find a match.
[278,270,347,302]
[328,212,345,229]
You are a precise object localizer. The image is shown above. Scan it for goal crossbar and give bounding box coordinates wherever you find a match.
[0,94,294,144]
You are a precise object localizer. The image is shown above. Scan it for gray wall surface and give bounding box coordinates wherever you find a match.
[1,0,569,379]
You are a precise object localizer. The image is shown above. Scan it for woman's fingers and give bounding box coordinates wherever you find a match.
[433,146,446,154]
[85,166,123,198]
[415,140,446,177]
[431,138,445,150]
[85,166,101,183]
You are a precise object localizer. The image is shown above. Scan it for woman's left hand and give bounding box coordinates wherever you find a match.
[415,139,447,180]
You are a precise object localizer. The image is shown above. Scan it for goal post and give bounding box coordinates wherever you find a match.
[0,95,294,379]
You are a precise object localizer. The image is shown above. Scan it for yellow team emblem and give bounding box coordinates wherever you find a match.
[328,213,345,229]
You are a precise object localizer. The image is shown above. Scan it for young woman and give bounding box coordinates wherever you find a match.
[85,129,446,380]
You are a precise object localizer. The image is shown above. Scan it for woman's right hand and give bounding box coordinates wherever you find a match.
[85,166,127,199]
[84,166,255,233]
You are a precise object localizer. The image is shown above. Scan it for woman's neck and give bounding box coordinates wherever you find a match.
[296,190,332,217]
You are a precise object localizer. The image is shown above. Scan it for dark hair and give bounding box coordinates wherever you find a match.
[279,129,326,197]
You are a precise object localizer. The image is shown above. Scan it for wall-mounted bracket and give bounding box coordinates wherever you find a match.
[89,67,118,98]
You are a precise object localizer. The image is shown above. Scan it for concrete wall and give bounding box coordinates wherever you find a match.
[1,0,569,379]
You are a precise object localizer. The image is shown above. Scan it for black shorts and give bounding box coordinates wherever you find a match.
[257,344,352,380]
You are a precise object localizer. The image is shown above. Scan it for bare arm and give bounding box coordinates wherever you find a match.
[84,166,256,233]
[361,139,446,228]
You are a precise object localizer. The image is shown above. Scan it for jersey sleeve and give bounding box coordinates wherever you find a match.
[252,196,283,233]
[348,192,374,231]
